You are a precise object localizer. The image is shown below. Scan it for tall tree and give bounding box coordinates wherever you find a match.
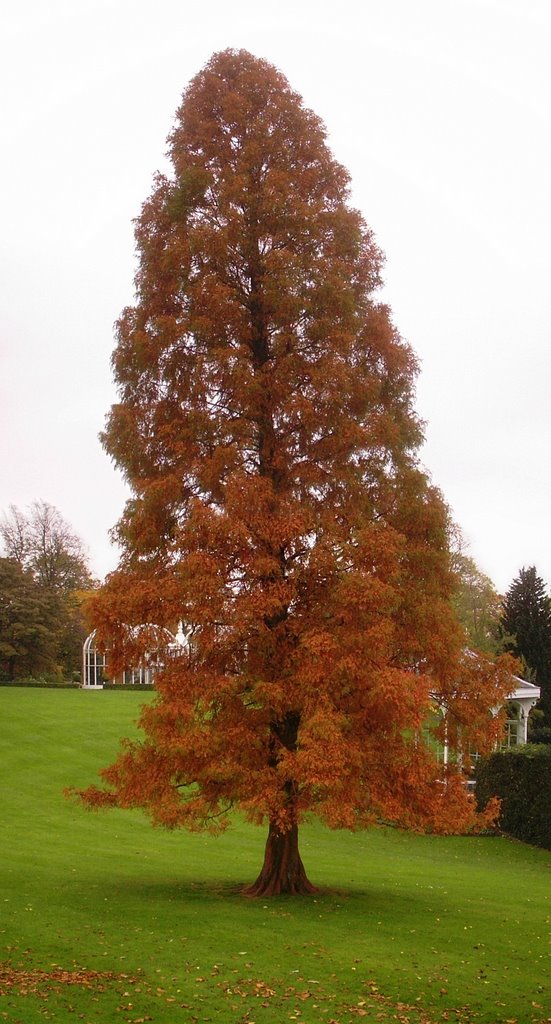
[451,548,502,655]
[500,566,551,720]
[76,50,514,894]
[0,502,94,677]
[1,501,92,591]
[0,558,58,679]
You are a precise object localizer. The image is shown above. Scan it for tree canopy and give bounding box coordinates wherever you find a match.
[1,501,92,592]
[77,50,515,894]
[0,502,94,678]
[450,539,502,656]
[0,557,58,679]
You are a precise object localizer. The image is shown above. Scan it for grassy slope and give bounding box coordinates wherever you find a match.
[0,688,549,1024]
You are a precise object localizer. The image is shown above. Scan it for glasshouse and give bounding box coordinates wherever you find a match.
[82,622,190,688]
[431,674,540,763]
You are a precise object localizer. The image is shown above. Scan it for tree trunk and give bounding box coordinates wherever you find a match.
[243,820,318,896]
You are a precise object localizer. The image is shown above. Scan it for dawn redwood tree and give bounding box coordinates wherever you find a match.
[76,50,515,895]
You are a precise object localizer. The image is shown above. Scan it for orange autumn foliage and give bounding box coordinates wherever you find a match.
[77,50,516,894]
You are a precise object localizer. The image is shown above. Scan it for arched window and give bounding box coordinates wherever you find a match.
[82,631,107,688]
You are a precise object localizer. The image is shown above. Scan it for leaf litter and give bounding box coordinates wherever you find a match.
[0,963,126,997]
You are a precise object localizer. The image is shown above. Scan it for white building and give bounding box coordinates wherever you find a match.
[82,622,189,688]
[502,676,541,746]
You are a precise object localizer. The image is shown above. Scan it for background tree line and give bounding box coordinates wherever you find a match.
[0,501,95,681]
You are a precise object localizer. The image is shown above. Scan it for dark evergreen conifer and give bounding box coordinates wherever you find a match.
[500,566,551,728]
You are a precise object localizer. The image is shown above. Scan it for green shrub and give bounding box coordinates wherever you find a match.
[102,682,154,691]
[475,744,551,850]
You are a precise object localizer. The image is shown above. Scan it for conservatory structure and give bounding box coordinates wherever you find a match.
[432,674,540,765]
[82,622,190,688]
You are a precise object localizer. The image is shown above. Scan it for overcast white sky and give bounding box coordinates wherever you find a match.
[1,0,550,593]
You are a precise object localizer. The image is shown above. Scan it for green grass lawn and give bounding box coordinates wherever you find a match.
[0,688,549,1024]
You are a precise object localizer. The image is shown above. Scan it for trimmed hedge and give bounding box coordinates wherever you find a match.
[475,744,551,850]
[0,680,152,692]
[0,679,80,689]
[102,682,154,692]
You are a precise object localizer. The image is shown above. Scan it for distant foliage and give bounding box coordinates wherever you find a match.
[475,745,551,850]
[1,501,92,591]
[0,557,58,679]
[451,550,502,655]
[0,501,95,679]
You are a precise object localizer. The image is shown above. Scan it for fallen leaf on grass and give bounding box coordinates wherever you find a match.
[0,965,128,997]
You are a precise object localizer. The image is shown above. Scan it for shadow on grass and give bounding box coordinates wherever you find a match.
[89,873,436,917]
